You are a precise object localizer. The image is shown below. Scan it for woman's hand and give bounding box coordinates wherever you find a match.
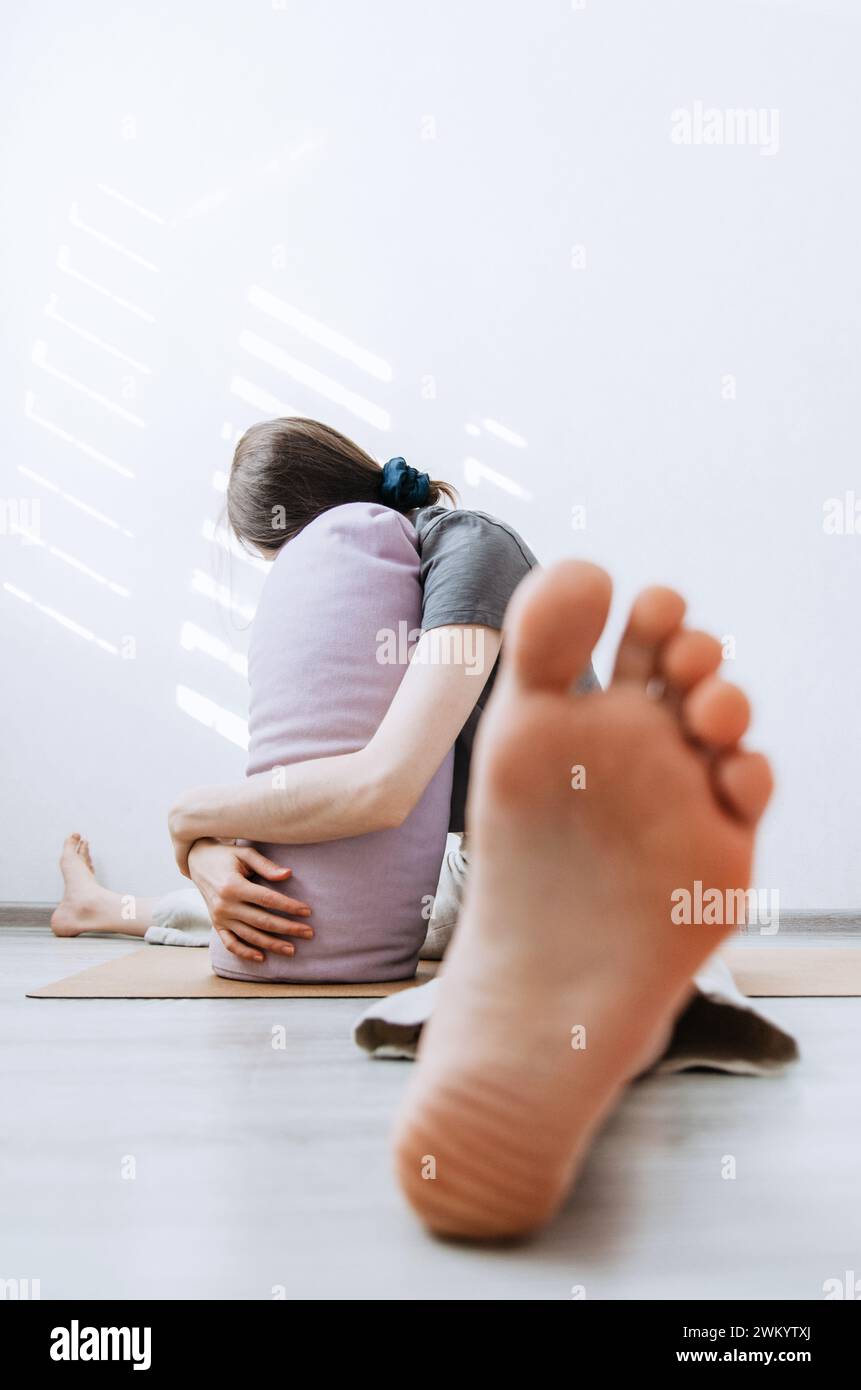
[187,839,313,965]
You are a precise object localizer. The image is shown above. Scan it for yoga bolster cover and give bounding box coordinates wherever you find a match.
[209,503,454,982]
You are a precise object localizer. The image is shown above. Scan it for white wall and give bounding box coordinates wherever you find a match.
[1,0,859,906]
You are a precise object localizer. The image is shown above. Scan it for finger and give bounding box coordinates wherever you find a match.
[227,921,298,956]
[237,847,293,881]
[217,927,264,964]
[231,902,314,939]
[241,878,311,916]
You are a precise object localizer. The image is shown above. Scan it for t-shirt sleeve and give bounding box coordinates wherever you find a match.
[418,510,537,632]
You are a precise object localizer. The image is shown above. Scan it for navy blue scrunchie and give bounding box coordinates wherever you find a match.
[379,456,431,509]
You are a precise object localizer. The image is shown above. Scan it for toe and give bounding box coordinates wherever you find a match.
[661,629,723,694]
[505,560,612,693]
[683,676,751,747]
[713,750,774,824]
[612,586,686,687]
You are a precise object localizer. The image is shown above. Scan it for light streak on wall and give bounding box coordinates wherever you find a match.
[247,285,392,382]
[180,620,248,678]
[238,330,390,431]
[7,526,130,597]
[191,568,256,622]
[57,246,155,323]
[69,203,160,272]
[3,582,119,655]
[24,391,134,479]
[175,683,248,750]
[32,342,145,428]
[463,455,532,501]
[18,466,135,538]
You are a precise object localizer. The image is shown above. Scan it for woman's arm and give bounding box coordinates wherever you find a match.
[169,624,502,872]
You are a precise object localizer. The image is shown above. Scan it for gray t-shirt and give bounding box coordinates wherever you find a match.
[412,505,599,832]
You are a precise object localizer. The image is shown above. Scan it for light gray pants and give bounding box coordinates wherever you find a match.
[145,887,211,946]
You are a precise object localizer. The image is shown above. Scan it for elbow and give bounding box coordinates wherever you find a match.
[168,803,188,842]
[168,796,200,845]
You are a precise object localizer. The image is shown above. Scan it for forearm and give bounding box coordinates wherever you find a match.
[171,624,500,860]
[170,747,401,850]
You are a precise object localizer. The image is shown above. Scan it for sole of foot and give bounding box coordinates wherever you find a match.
[393,560,773,1240]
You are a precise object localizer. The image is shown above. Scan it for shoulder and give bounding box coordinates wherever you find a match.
[413,506,538,569]
[413,506,538,632]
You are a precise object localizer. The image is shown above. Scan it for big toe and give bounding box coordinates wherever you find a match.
[505,560,612,694]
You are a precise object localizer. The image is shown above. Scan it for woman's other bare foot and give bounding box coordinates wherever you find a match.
[50,835,149,938]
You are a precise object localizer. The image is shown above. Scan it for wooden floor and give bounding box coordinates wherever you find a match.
[3,926,860,1301]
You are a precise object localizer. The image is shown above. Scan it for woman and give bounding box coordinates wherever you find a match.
[53,418,577,976]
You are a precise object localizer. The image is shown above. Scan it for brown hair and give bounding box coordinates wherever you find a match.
[227,417,457,554]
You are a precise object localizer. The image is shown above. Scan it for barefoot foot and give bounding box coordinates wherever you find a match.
[392,562,772,1240]
[51,835,136,937]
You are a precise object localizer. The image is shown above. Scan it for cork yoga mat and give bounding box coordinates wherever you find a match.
[27,946,440,999]
[25,943,861,1000]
